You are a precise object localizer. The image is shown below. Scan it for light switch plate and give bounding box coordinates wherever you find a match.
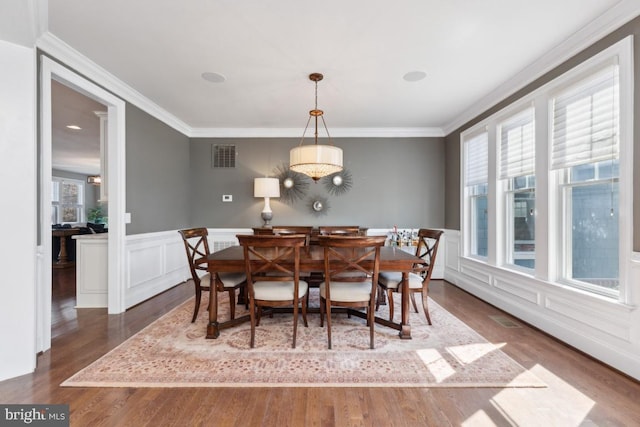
[222,195,232,202]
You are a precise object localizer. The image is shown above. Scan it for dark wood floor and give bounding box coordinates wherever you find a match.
[1,269,639,426]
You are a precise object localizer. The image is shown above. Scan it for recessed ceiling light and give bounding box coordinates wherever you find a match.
[403,71,427,82]
[66,125,82,130]
[202,72,226,83]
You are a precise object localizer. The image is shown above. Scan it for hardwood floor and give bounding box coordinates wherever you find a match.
[1,274,639,426]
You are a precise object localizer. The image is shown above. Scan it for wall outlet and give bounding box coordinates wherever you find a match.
[222,195,232,202]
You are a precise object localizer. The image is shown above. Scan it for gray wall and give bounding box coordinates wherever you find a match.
[445,15,640,252]
[125,104,191,235]
[189,137,445,229]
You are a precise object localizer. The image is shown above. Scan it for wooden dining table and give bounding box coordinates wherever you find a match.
[202,243,423,340]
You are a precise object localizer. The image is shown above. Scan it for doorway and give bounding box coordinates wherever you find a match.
[39,56,127,353]
[50,80,107,335]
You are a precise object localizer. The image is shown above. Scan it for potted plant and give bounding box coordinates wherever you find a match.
[87,206,105,224]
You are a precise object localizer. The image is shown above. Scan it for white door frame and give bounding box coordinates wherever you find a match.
[38,56,126,352]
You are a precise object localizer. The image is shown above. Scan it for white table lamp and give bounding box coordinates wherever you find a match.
[254,177,280,227]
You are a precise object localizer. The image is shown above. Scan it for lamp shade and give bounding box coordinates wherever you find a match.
[254,177,280,198]
[289,145,343,181]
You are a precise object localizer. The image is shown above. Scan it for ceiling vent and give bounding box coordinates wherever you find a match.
[212,144,236,168]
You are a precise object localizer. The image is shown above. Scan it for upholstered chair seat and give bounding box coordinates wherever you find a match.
[378,271,424,290]
[253,280,309,301]
[200,271,247,289]
[319,281,372,303]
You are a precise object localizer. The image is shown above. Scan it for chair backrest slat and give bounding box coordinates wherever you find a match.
[178,228,211,280]
[237,234,307,284]
[414,229,444,281]
[318,235,386,283]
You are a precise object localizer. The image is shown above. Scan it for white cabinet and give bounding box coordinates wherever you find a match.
[73,234,108,307]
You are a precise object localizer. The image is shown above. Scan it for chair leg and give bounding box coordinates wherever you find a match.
[375,285,384,311]
[421,288,432,325]
[369,300,375,349]
[292,299,298,349]
[326,299,332,349]
[228,289,236,320]
[256,306,262,326]
[241,285,249,309]
[301,293,309,328]
[319,297,325,327]
[249,299,256,348]
[410,292,419,313]
[192,288,201,323]
[387,290,395,322]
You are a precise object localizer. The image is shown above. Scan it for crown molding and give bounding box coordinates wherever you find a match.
[36,33,443,140]
[36,32,192,136]
[188,127,444,138]
[442,0,640,136]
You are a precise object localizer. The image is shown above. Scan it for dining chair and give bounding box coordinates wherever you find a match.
[271,227,315,284]
[317,235,386,349]
[272,226,314,246]
[377,228,443,324]
[318,226,362,236]
[237,234,309,348]
[178,228,247,323]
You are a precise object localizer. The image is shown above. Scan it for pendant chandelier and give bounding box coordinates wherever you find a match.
[289,73,343,181]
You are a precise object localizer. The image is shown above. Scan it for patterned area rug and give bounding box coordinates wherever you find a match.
[62,289,545,388]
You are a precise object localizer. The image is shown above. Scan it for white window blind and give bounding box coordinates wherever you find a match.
[551,62,619,170]
[499,107,535,179]
[464,131,488,186]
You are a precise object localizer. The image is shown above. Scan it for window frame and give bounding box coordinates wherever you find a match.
[547,39,632,302]
[496,104,536,272]
[459,36,633,303]
[461,128,490,261]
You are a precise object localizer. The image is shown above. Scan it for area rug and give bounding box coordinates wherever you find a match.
[61,288,544,388]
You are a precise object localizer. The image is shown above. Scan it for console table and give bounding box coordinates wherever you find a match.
[52,228,81,268]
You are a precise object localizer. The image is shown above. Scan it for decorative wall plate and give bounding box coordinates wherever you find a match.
[274,164,310,204]
[323,168,352,196]
[309,195,329,216]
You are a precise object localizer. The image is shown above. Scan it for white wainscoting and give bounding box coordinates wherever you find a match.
[442,229,640,381]
[123,229,250,308]
[74,234,108,308]
[123,227,447,309]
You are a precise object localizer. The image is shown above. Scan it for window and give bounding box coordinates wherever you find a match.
[551,61,620,296]
[499,107,535,269]
[459,36,631,301]
[52,177,85,224]
[463,131,488,258]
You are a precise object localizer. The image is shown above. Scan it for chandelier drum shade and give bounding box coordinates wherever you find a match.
[289,73,343,181]
[289,145,343,178]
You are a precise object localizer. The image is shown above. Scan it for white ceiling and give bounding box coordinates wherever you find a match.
[51,80,105,175]
[42,0,637,173]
